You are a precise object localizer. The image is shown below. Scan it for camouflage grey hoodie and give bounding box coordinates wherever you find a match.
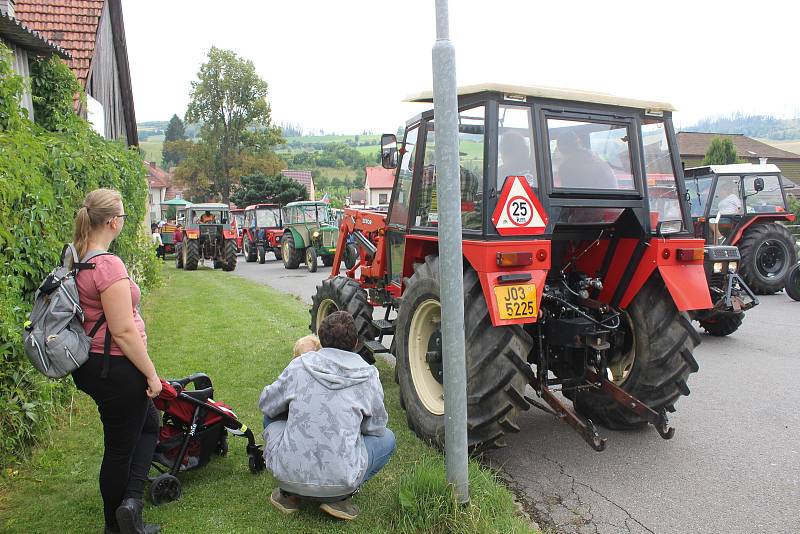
[258,347,388,498]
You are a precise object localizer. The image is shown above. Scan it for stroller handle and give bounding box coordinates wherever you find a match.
[170,373,213,392]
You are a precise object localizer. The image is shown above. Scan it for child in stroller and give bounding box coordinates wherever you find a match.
[149,373,265,505]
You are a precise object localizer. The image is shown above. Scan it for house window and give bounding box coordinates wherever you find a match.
[379,193,388,204]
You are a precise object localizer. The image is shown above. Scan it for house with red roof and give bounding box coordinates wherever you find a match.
[14,0,137,146]
[364,166,395,206]
[281,169,315,200]
[145,161,171,227]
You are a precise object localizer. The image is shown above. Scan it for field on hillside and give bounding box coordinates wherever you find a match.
[758,139,800,155]
[140,139,163,165]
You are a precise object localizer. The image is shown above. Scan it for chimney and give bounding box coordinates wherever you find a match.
[759,157,768,165]
[0,0,16,18]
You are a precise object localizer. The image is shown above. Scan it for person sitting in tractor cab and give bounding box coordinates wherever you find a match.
[555,132,617,189]
[259,311,395,521]
[198,211,216,223]
[716,180,743,215]
[498,131,535,189]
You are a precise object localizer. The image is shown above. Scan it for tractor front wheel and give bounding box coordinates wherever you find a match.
[184,240,199,271]
[175,243,184,269]
[244,237,257,262]
[698,310,743,336]
[322,255,335,267]
[395,255,532,451]
[572,273,700,429]
[310,276,378,364]
[738,223,796,294]
[786,263,800,301]
[257,244,266,264]
[282,233,302,269]
[222,240,237,271]
[306,247,318,272]
[273,247,282,261]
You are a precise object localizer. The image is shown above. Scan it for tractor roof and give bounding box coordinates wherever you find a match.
[285,201,329,207]
[404,83,675,112]
[684,163,783,176]
[187,202,229,210]
[245,203,281,210]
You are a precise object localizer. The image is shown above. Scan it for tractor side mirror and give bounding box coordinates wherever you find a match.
[381,134,398,169]
[753,177,764,192]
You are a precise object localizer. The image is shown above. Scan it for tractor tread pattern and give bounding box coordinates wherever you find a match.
[222,240,237,271]
[737,223,797,294]
[184,240,199,271]
[283,233,302,269]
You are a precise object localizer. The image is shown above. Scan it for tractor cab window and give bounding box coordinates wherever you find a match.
[414,106,485,231]
[256,208,281,228]
[389,125,418,228]
[709,176,743,217]
[547,118,635,191]
[687,175,714,218]
[193,210,225,224]
[497,105,537,191]
[641,119,684,227]
[743,175,785,213]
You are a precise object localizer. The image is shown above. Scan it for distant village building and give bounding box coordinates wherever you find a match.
[281,169,315,200]
[348,189,366,207]
[678,132,800,184]
[0,0,70,120]
[145,161,169,227]
[364,166,394,206]
[15,0,138,146]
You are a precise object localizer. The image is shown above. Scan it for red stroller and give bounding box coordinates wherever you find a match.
[149,373,265,505]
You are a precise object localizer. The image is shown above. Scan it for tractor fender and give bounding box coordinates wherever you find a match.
[727,213,796,246]
[286,227,306,249]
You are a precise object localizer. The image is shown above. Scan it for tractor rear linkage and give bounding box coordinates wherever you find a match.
[522,325,675,452]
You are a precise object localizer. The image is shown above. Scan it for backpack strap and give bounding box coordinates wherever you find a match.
[86,314,113,379]
[61,244,80,270]
[74,250,113,271]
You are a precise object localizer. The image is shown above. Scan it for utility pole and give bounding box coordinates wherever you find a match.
[432,0,469,504]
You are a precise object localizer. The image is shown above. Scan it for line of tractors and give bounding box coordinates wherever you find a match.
[164,84,799,456]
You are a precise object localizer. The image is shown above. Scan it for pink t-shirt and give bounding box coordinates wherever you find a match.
[76,254,147,356]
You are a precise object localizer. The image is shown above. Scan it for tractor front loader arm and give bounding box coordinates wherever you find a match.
[331,208,389,283]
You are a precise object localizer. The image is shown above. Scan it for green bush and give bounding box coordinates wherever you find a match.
[0,46,158,465]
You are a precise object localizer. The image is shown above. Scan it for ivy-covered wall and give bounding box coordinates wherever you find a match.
[0,45,158,464]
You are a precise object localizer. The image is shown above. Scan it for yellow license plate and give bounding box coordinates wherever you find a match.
[493,284,537,320]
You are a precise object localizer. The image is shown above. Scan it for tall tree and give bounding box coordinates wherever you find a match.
[702,137,740,165]
[178,47,285,202]
[164,114,187,142]
[162,139,192,168]
[230,172,308,207]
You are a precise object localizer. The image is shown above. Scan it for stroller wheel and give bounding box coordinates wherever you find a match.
[217,431,229,457]
[248,454,265,474]
[149,473,182,506]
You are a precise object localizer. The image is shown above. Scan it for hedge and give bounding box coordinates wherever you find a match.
[0,45,158,464]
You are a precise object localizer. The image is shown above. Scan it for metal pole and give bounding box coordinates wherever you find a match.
[432,0,469,504]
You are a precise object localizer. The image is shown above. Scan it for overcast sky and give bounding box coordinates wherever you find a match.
[123,0,799,135]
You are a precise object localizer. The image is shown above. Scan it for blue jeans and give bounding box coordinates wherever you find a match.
[263,414,396,485]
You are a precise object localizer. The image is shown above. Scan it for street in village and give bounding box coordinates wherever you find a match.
[230,258,800,534]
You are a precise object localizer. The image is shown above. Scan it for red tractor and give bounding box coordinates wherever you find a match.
[242,204,284,264]
[311,85,716,453]
[683,164,797,294]
[231,208,245,253]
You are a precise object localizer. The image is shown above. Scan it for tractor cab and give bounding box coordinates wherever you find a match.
[242,203,284,263]
[282,201,339,272]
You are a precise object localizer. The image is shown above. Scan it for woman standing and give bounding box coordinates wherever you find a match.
[71,189,162,534]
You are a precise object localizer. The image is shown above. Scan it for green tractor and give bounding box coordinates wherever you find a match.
[281,201,339,272]
[175,203,238,272]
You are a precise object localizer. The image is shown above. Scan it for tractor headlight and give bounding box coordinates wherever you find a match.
[728,262,738,273]
[713,262,724,274]
[312,230,320,239]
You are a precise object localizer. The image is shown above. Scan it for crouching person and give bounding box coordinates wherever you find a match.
[258,311,396,520]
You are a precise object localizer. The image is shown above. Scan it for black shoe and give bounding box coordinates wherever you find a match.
[115,498,161,534]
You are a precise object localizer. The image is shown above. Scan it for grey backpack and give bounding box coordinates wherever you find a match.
[23,244,112,378]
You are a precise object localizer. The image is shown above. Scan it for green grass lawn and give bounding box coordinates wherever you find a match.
[0,265,534,533]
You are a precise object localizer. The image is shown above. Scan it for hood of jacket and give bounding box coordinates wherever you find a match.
[300,347,376,390]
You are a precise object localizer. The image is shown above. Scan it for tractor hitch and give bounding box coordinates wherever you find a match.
[527,381,607,452]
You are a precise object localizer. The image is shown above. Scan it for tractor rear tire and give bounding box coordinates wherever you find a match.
[175,243,184,269]
[222,240,237,271]
[184,240,199,271]
[785,263,800,301]
[282,233,302,269]
[737,223,796,294]
[322,255,335,267]
[244,237,257,263]
[698,311,743,337]
[257,244,266,264]
[306,247,318,272]
[310,276,378,364]
[573,273,700,430]
[395,255,532,452]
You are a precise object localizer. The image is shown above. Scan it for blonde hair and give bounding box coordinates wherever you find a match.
[293,335,321,358]
[73,188,123,259]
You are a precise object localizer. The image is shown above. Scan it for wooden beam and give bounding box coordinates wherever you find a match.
[106,0,138,147]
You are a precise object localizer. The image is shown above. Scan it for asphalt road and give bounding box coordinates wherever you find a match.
[230,257,799,533]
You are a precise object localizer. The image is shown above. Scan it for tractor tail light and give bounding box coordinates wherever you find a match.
[676,248,704,262]
[496,252,533,267]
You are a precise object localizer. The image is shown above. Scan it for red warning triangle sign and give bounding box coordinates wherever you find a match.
[491,176,548,236]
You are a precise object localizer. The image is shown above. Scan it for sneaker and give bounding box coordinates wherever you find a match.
[270,488,300,514]
[319,498,359,520]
